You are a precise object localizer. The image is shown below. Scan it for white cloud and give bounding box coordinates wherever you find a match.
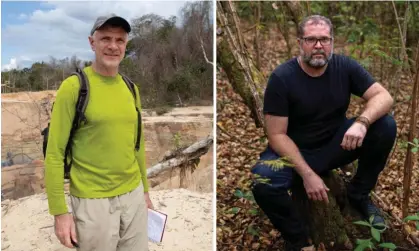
[3,1,190,68]
[2,58,18,71]
[17,13,28,20]
[1,56,33,71]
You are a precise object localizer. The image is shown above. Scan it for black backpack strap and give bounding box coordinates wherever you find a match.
[121,74,137,100]
[74,68,90,124]
[121,74,141,151]
[63,67,90,178]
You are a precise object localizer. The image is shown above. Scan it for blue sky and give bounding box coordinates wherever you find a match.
[1,2,50,28]
[1,1,191,71]
[1,1,53,70]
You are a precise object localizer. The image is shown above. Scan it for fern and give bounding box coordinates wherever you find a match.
[258,157,295,172]
[252,173,271,185]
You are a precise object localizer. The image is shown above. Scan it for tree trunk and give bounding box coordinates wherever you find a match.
[217,1,356,249]
[277,3,293,59]
[292,171,353,250]
[402,54,419,218]
[216,0,266,131]
[283,1,304,32]
[254,1,261,70]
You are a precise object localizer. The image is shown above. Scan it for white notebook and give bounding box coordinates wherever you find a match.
[148,208,168,243]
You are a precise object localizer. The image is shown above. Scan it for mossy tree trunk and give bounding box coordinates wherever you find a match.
[216,0,266,130]
[291,171,353,250]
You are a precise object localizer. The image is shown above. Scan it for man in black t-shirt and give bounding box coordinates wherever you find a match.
[251,15,396,251]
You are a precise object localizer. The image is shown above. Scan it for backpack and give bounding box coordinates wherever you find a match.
[42,68,142,179]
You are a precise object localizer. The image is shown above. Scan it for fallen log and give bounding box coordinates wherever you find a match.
[147,135,213,178]
[63,136,213,185]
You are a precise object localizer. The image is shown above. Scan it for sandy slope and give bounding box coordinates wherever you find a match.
[1,189,213,251]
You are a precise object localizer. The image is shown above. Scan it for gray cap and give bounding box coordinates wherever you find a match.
[91,14,131,36]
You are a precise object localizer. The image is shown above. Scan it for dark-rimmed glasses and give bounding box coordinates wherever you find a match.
[300,36,333,46]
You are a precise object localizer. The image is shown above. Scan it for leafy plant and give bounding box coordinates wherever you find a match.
[172,132,183,150]
[252,173,271,185]
[403,212,419,231]
[228,188,261,236]
[248,225,259,236]
[227,157,291,229]
[353,216,396,251]
[398,138,419,153]
[352,213,419,251]
[257,157,295,172]
[408,138,419,153]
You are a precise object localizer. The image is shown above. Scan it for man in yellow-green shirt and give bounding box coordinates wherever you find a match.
[45,14,153,251]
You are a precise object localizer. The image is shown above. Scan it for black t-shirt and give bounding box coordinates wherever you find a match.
[263,54,375,149]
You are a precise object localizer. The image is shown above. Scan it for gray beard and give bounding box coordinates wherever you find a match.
[302,48,334,69]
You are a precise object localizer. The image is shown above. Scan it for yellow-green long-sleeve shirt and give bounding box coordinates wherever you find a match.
[45,66,149,216]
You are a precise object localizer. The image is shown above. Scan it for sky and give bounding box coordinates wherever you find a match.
[1,1,190,71]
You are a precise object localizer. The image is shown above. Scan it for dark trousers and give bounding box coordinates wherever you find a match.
[251,115,397,242]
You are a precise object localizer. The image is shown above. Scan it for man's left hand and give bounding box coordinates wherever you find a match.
[144,192,154,209]
[341,122,367,150]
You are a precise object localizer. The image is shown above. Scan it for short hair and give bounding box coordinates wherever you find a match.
[298,15,333,38]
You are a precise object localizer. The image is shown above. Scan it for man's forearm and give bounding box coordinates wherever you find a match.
[360,92,393,124]
[136,129,149,193]
[45,80,77,216]
[136,152,149,193]
[269,134,314,178]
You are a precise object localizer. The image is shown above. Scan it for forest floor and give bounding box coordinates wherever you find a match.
[216,24,419,250]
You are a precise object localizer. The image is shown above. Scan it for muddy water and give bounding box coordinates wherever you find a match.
[1,140,43,166]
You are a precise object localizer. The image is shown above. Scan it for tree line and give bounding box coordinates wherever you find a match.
[1,1,213,109]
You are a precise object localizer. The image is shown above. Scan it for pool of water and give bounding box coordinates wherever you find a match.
[1,140,43,167]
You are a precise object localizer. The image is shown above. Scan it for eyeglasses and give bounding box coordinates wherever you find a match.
[300,36,333,46]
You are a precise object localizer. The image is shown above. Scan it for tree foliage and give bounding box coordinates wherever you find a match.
[233,1,418,88]
[2,1,213,109]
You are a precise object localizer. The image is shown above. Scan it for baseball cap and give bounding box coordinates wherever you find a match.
[91,14,131,36]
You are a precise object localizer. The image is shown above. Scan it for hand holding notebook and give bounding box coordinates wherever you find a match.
[148,208,168,243]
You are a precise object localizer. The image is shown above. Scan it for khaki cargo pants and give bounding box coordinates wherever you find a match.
[70,184,148,251]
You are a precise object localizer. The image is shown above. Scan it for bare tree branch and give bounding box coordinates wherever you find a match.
[200,37,214,66]
[392,1,413,80]
[147,135,213,178]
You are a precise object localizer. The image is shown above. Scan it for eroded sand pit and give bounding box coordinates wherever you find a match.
[1,189,213,251]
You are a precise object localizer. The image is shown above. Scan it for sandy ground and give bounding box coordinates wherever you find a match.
[1,189,213,251]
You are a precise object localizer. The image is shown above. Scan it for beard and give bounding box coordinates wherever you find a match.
[301,48,333,68]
